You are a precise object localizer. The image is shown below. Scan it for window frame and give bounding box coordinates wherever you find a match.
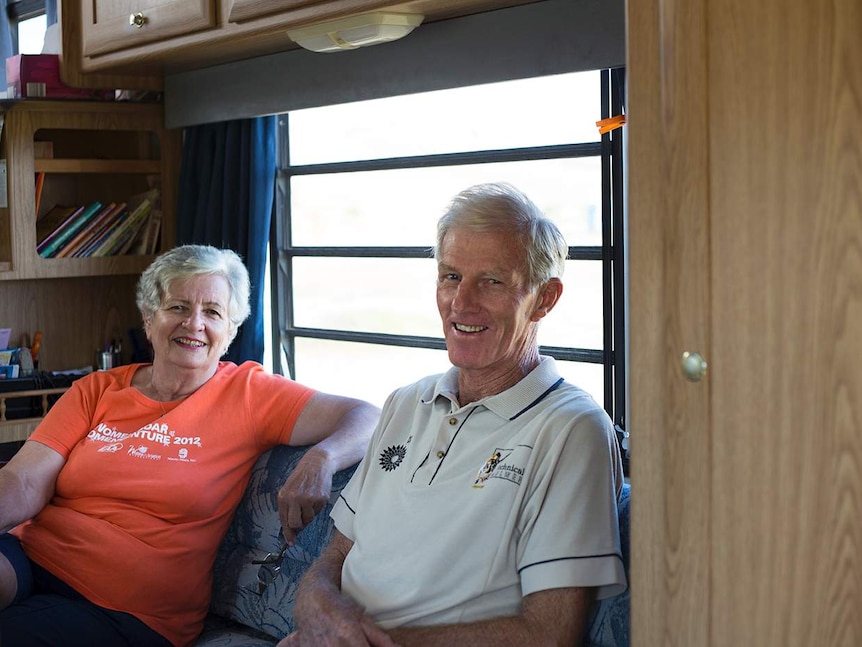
[6,0,45,52]
[270,68,627,448]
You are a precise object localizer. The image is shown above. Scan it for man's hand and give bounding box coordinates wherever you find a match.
[277,449,333,546]
[277,601,399,647]
[284,531,401,647]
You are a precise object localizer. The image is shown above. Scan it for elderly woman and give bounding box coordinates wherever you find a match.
[0,245,379,647]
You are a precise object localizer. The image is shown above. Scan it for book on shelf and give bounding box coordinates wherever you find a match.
[88,187,160,257]
[89,196,153,257]
[146,211,162,254]
[34,172,46,218]
[38,201,104,258]
[130,209,162,255]
[33,188,162,259]
[36,205,84,253]
[116,208,156,256]
[74,208,130,257]
[54,202,124,258]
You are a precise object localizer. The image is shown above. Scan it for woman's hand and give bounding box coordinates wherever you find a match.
[280,392,379,545]
[277,449,334,546]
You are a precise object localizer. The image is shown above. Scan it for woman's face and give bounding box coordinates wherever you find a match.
[145,274,234,373]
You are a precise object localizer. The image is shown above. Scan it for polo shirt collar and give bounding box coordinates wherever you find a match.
[420,356,564,420]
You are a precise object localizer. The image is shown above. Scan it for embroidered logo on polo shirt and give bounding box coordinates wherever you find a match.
[379,445,407,471]
[473,447,514,488]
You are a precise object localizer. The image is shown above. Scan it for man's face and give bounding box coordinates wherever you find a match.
[436,226,551,379]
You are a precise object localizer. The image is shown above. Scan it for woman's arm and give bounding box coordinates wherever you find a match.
[278,392,379,545]
[0,440,65,534]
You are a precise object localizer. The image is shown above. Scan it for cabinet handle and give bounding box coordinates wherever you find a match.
[681,351,708,382]
[129,12,147,28]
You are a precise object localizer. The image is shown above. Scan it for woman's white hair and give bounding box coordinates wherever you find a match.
[136,245,251,341]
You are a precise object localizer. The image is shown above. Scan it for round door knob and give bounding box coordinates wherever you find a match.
[681,351,708,382]
[129,12,147,28]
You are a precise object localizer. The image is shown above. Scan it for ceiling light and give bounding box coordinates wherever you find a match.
[287,12,424,53]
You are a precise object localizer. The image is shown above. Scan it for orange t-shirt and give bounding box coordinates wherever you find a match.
[13,361,315,646]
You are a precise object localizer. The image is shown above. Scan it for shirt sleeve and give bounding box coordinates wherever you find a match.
[516,407,627,600]
[28,372,110,458]
[238,362,317,449]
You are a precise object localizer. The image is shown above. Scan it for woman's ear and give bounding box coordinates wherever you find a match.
[143,314,153,341]
[530,278,563,322]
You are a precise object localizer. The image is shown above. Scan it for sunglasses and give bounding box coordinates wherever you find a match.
[251,542,290,594]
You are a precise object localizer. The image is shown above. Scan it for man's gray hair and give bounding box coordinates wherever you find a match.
[434,182,568,288]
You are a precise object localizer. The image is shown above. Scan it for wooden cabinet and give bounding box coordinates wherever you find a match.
[0,100,179,280]
[60,0,537,82]
[628,0,862,645]
[0,100,180,377]
[226,0,322,24]
[81,0,215,57]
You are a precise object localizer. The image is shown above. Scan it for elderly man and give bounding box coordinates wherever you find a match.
[283,182,626,647]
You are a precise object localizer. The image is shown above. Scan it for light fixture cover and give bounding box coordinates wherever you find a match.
[287,12,424,53]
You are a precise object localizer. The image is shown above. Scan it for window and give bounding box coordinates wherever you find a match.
[270,69,626,455]
[7,0,48,54]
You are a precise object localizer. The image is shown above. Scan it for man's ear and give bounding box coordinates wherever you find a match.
[530,278,563,322]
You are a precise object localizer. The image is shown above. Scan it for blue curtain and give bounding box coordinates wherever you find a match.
[176,117,277,365]
[0,3,16,90]
[46,0,58,27]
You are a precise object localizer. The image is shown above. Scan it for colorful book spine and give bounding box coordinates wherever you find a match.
[36,205,84,255]
[56,202,124,258]
[91,199,152,257]
[39,201,103,258]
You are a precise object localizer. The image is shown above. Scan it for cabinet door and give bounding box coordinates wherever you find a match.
[227,0,322,24]
[628,0,712,643]
[706,0,861,644]
[82,0,216,57]
[630,0,862,645]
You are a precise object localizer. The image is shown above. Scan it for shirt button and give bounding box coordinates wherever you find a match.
[448,417,457,425]
[436,451,445,459]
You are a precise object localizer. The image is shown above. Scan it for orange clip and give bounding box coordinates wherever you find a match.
[31,331,42,362]
[596,114,626,135]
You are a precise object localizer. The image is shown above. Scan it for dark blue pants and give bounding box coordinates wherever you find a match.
[0,534,171,646]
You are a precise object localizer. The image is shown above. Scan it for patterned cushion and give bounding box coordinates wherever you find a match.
[207,445,357,642]
[202,448,630,647]
[585,482,631,647]
[195,614,278,647]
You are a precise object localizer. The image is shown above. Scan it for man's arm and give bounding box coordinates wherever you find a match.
[278,393,380,545]
[387,586,597,647]
[278,530,399,647]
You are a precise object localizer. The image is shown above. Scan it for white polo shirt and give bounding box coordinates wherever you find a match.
[331,356,626,629]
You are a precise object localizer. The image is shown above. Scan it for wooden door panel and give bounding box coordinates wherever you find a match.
[708,0,862,644]
[628,0,711,644]
[82,0,215,57]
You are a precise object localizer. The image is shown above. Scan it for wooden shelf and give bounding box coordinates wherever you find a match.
[0,100,180,369]
[35,158,162,174]
[0,100,180,281]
